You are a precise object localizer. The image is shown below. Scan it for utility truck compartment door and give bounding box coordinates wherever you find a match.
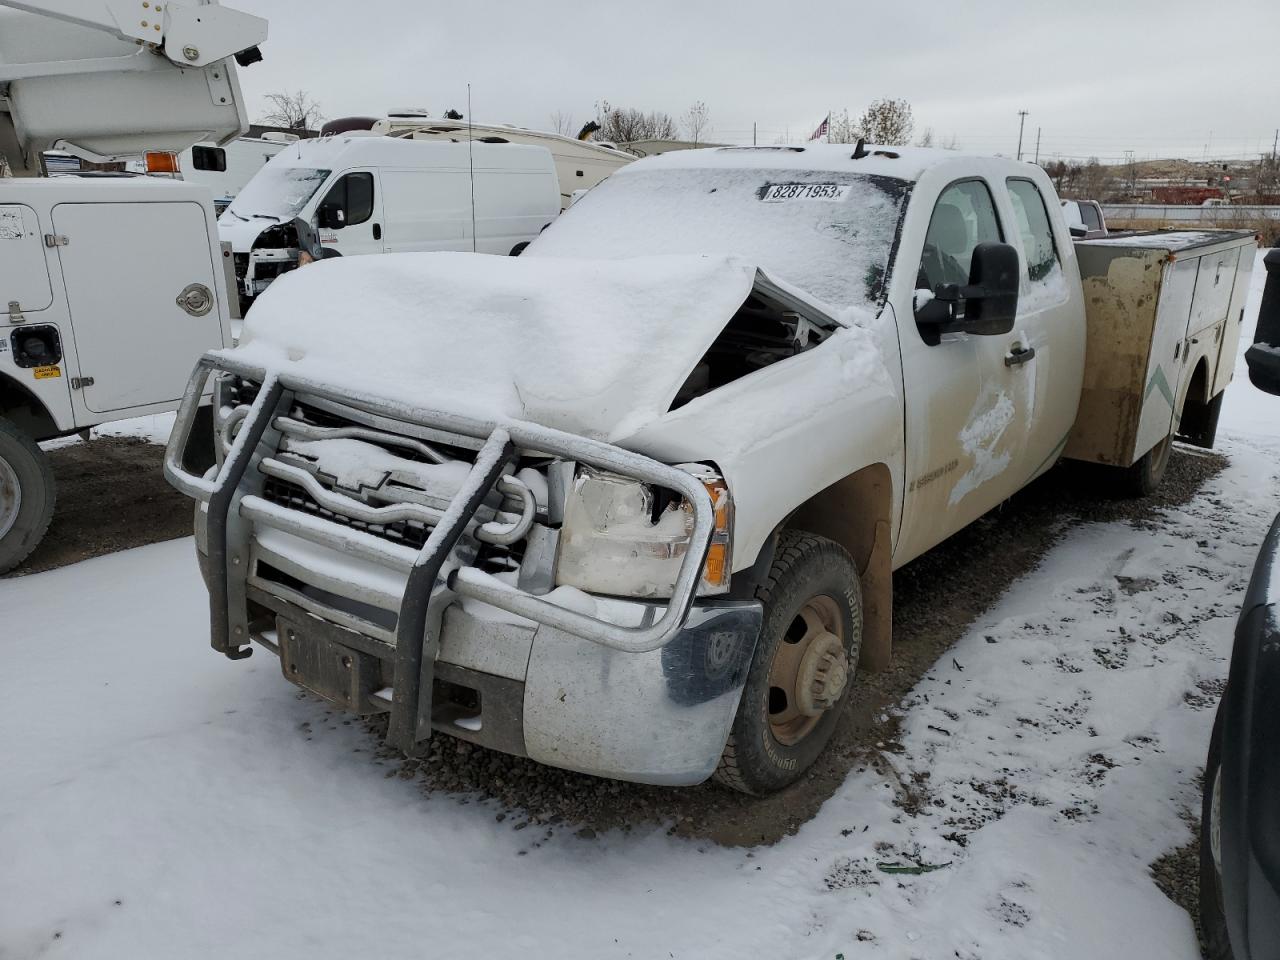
[51,201,222,414]
[0,204,53,313]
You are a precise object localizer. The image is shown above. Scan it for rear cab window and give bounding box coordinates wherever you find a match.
[1005,178,1059,283]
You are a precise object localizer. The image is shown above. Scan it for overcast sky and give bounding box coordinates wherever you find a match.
[230,0,1278,164]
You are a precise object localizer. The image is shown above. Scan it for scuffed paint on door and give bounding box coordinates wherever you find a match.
[949,389,1015,506]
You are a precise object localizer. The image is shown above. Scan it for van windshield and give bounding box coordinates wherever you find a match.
[528,166,912,314]
[224,166,331,222]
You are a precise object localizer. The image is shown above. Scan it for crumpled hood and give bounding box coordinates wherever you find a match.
[217,213,270,252]
[227,251,764,440]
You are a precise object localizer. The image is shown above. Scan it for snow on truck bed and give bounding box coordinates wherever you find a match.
[232,252,759,440]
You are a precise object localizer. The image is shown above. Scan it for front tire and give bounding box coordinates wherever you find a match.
[0,417,56,574]
[714,531,862,795]
[1199,703,1235,959]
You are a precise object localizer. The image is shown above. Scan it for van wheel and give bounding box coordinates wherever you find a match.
[0,417,56,575]
[714,531,862,796]
[509,242,530,257]
[1120,432,1173,497]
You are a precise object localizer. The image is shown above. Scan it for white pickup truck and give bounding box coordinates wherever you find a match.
[164,144,1257,795]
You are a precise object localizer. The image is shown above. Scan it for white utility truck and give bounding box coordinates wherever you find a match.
[221,135,561,310]
[0,0,266,572]
[164,144,1257,795]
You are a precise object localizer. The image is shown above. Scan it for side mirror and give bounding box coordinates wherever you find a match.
[316,204,346,230]
[915,241,1020,337]
[1245,249,1280,395]
[1068,223,1089,239]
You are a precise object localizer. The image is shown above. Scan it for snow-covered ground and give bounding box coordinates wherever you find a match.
[3,256,1275,959]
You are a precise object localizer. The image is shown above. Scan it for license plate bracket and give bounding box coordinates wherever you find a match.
[277,616,380,713]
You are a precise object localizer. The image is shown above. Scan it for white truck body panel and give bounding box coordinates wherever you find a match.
[0,2,264,171]
[1,178,231,432]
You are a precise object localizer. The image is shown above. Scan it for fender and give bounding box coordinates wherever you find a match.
[0,370,60,441]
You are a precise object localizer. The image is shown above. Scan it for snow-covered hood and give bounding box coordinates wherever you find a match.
[217,213,271,252]
[228,251,768,440]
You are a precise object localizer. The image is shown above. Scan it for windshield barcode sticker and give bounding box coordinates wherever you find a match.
[760,183,851,203]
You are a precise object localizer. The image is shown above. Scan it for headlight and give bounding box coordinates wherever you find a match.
[554,464,732,599]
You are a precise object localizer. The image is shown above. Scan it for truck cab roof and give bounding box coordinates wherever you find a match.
[623,142,1024,184]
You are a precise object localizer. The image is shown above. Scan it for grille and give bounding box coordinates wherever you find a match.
[261,475,433,551]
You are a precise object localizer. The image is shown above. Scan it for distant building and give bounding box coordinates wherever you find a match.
[620,138,728,158]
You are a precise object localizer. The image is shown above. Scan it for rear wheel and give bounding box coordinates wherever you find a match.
[714,531,862,795]
[0,417,56,574]
[1120,432,1173,497]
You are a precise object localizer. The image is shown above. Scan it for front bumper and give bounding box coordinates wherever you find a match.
[195,539,761,784]
[172,354,760,785]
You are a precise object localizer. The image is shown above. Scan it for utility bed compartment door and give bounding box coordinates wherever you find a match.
[0,204,53,314]
[51,201,222,414]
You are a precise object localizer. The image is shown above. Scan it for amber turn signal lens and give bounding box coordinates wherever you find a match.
[703,478,730,533]
[703,542,729,587]
[144,151,179,174]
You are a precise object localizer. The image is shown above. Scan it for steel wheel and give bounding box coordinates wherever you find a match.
[767,594,848,746]
[0,455,21,542]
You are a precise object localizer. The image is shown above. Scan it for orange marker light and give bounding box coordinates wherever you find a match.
[144,151,180,174]
[703,542,728,587]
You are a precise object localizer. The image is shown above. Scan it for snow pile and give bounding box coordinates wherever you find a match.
[232,252,759,441]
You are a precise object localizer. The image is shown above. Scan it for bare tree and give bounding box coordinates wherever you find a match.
[549,111,575,137]
[594,100,677,144]
[258,90,324,132]
[826,109,858,144]
[683,100,711,146]
[916,127,934,148]
[857,98,914,145]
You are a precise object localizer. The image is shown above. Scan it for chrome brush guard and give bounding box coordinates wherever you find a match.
[164,353,717,753]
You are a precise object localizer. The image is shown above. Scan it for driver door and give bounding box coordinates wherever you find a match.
[316,170,382,256]
[893,178,1034,566]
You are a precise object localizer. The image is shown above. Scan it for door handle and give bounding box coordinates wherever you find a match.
[1004,344,1036,367]
[373,223,382,240]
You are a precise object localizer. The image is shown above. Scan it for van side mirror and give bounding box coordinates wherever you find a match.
[316,203,346,230]
[1245,249,1280,395]
[1068,223,1089,239]
[915,241,1020,337]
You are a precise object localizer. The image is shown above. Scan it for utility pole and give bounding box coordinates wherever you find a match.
[1273,127,1278,161]
[1034,127,1041,165]
[1016,109,1029,161]
[753,122,757,146]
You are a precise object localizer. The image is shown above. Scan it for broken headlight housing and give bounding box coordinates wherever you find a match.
[554,464,732,599]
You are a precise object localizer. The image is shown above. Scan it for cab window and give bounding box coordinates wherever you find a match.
[319,171,375,227]
[1079,202,1101,231]
[191,145,226,172]
[918,180,1003,292]
[1006,178,1059,282]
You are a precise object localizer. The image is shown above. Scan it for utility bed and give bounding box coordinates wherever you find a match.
[1066,230,1257,466]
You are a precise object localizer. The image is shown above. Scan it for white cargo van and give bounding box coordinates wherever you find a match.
[220,136,559,306]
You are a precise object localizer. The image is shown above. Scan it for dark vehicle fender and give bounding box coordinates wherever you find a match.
[1219,511,1280,955]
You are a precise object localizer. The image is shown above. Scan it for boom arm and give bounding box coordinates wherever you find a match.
[0,0,266,174]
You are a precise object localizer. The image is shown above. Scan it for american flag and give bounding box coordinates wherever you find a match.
[808,114,830,141]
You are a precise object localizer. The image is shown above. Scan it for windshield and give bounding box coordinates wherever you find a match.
[224,165,331,222]
[528,166,911,313]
